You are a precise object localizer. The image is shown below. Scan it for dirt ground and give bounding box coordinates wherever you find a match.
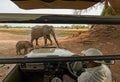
[0,26,120,82]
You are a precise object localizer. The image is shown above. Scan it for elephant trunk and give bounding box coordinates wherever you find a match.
[51,32,60,48]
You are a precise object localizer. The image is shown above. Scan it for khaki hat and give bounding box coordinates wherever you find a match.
[81,48,105,64]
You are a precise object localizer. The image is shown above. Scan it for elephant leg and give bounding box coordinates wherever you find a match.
[16,49,19,55]
[44,35,47,47]
[51,32,60,48]
[18,49,22,55]
[24,48,28,55]
[35,38,39,45]
[47,35,52,45]
[31,38,34,45]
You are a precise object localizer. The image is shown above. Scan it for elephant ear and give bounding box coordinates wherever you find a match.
[50,26,54,33]
[48,26,55,33]
[42,25,50,35]
[43,25,54,34]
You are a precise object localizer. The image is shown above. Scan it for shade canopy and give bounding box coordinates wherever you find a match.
[109,0,120,13]
[11,0,104,10]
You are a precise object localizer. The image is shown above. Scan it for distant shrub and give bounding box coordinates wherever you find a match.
[73,25,88,29]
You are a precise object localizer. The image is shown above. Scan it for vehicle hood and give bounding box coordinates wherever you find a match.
[25,48,76,58]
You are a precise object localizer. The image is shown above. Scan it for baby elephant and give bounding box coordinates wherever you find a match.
[16,41,33,55]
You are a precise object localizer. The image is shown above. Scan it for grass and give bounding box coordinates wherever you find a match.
[0,27,80,37]
[0,28,31,35]
[55,30,79,37]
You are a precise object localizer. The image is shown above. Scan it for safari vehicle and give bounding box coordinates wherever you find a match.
[0,0,120,82]
[0,47,80,82]
[0,47,116,82]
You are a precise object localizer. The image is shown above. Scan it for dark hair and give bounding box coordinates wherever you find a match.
[94,62,102,66]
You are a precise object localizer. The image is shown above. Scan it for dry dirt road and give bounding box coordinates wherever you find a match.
[0,27,120,82]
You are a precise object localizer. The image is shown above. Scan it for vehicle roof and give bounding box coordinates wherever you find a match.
[11,0,104,10]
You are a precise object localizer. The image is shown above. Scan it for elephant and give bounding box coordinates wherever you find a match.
[16,41,33,55]
[31,25,60,47]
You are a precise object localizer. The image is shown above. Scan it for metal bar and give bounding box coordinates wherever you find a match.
[0,13,120,24]
[0,55,120,64]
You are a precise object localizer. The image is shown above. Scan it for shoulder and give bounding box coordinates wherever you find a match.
[101,64,111,72]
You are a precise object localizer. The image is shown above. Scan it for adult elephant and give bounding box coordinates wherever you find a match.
[31,25,60,47]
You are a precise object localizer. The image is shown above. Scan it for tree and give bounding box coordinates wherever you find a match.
[101,0,116,16]
[109,0,120,15]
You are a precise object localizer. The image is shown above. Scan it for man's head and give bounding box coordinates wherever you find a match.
[81,48,105,64]
[81,48,103,56]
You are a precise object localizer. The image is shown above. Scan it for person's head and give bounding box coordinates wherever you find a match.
[81,48,104,68]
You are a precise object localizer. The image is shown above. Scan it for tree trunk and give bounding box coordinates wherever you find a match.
[109,0,120,15]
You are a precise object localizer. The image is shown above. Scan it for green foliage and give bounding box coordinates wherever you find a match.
[101,6,114,16]
[0,29,31,35]
[0,25,31,35]
[0,25,30,28]
[72,25,88,29]
[56,25,88,29]
[55,30,79,37]
[57,26,72,28]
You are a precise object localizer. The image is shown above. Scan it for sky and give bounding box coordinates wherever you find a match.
[0,0,104,27]
[0,0,73,14]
